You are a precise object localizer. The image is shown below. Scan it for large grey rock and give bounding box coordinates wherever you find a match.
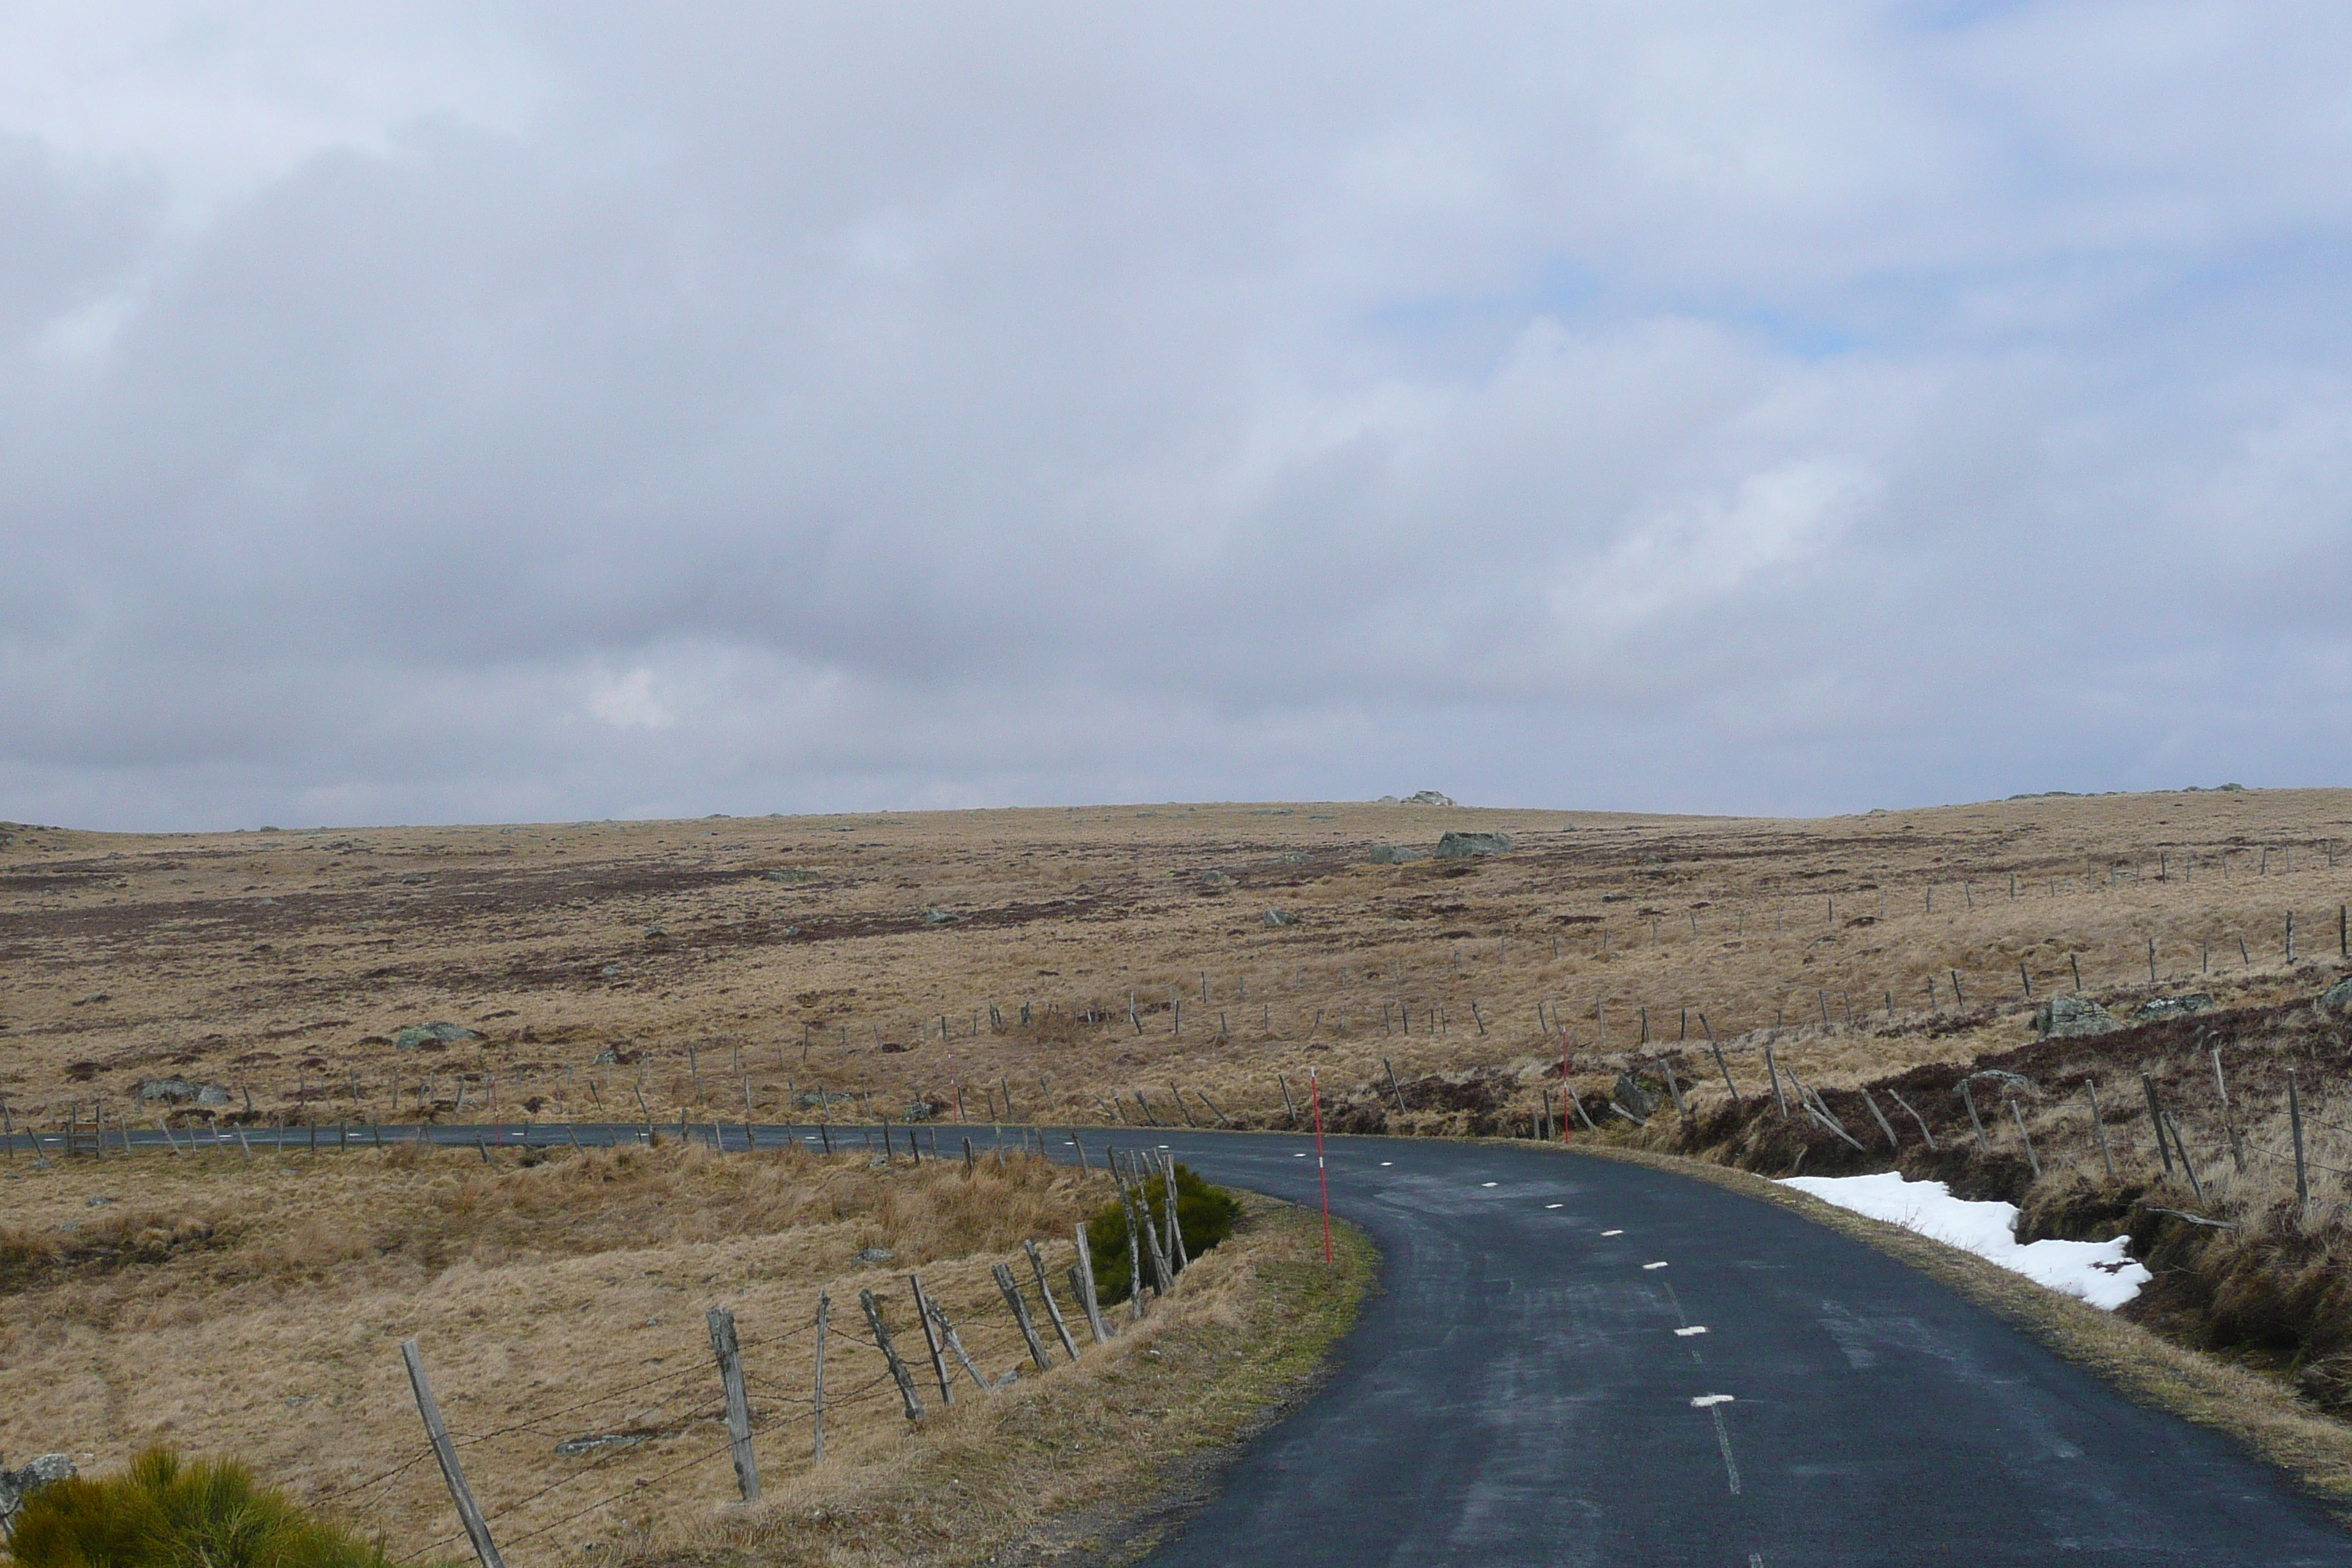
[134,1077,231,1107]
[1612,1073,1655,1119]
[1199,870,1236,886]
[1260,908,1299,927]
[1433,831,1512,859]
[2032,996,2122,1037]
[0,1454,77,1533]
[2136,994,2215,1021]
[1366,845,1420,864]
[921,906,959,925]
[395,1022,479,1049]
[1402,790,1456,807]
[2320,978,2352,1019]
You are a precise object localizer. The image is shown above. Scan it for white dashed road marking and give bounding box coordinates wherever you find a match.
[1481,1181,1498,1187]
[1675,1325,1708,1337]
[1643,1261,1669,1270]
[1602,1229,1623,1236]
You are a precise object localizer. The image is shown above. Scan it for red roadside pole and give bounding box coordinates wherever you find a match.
[1309,1067,1333,1263]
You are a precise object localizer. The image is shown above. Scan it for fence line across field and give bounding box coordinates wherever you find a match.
[356,1139,1181,1568]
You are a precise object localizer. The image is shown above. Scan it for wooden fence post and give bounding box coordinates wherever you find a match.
[1382,1058,1407,1115]
[1072,1222,1112,1342]
[925,1300,990,1391]
[2085,1082,2114,1180]
[400,1340,507,1568]
[706,1307,761,1502]
[1763,1047,1788,1117]
[1158,1153,1188,1270]
[812,1294,829,1463]
[1278,1074,1299,1126]
[1025,1240,1082,1360]
[2141,1074,2174,1175]
[1117,1169,1150,1319]
[859,1289,927,1421]
[907,1275,955,1406]
[2008,1102,2041,1180]
[1885,1088,1937,1151]
[2290,1070,2310,1210]
[993,1263,1055,1371]
[1959,1079,1989,1153]
[2163,1112,2205,1200]
[1700,1016,1740,1109]
[1861,1088,1900,1151]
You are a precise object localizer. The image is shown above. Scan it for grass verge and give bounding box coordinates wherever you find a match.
[641,1193,1375,1567]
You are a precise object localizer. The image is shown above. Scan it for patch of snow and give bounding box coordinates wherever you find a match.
[1780,1171,2149,1311]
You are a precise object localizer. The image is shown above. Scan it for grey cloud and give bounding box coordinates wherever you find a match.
[7,1,2352,828]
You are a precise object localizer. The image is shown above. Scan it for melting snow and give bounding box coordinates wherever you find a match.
[1780,1171,2150,1310]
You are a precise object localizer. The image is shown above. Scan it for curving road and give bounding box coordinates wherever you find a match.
[1129,1128,2351,1568]
[63,1120,2352,1564]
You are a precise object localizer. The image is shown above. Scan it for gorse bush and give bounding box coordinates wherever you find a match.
[5,1448,391,1568]
[1085,1164,1241,1304]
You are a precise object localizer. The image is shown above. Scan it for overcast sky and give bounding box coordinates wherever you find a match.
[5,2,2351,831]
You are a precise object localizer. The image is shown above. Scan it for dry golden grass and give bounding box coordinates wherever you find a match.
[0,1139,1363,1566]
[4,787,2349,1139]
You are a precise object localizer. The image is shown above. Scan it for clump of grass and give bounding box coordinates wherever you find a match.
[7,1447,393,1568]
[1084,1164,1240,1303]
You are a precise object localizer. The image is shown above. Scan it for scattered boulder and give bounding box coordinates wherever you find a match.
[2321,977,2352,1019]
[554,1430,673,1458]
[764,868,818,883]
[856,1247,895,1264]
[1260,908,1299,928]
[1366,845,1420,864]
[133,1078,232,1107]
[394,1022,479,1050]
[1401,790,1455,807]
[1199,870,1236,886]
[1612,1073,1656,1119]
[0,1454,76,1534]
[1434,831,1512,859]
[922,907,958,925]
[2032,996,2122,1037]
[2136,994,2215,1021]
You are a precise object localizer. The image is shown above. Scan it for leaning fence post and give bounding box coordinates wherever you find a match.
[2008,1101,2041,1180]
[2085,1082,2115,1180]
[401,1340,506,1568]
[1025,1240,1082,1360]
[859,1289,927,1420]
[2141,1074,2174,1175]
[1160,1155,1190,1272]
[1860,1088,1900,1151]
[1959,1079,1990,1153]
[1116,1168,1150,1319]
[2288,1070,2311,1209]
[1764,1047,1788,1117]
[706,1307,761,1501]
[1072,1222,1112,1341]
[993,1262,1055,1370]
[907,1275,955,1406]
[1885,1088,1937,1151]
[1700,1016,1740,1109]
[812,1294,829,1462]
[2163,1111,2206,1200]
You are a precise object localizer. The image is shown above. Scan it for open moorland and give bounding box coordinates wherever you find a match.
[12,785,2352,1428]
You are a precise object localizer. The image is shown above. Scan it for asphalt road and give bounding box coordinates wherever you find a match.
[45,1119,2352,1564]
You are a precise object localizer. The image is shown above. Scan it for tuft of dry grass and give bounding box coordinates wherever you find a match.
[0,1139,1372,1565]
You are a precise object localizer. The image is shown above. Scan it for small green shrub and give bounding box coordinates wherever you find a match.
[1085,1164,1242,1304]
[6,1447,391,1568]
